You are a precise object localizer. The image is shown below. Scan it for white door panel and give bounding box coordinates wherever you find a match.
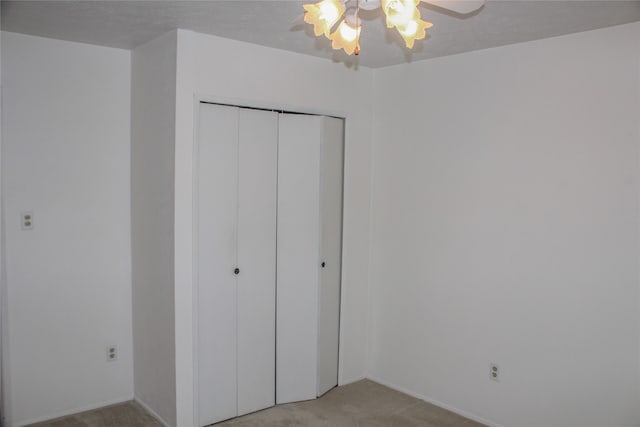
[276,114,323,404]
[237,109,278,416]
[317,116,344,396]
[197,103,239,425]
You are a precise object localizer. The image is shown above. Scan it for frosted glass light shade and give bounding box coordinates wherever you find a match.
[381,0,419,29]
[303,0,346,37]
[381,0,431,48]
[329,20,361,55]
[396,15,432,47]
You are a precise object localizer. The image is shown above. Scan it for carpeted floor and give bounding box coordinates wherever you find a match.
[214,380,485,427]
[28,379,486,427]
[27,401,163,427]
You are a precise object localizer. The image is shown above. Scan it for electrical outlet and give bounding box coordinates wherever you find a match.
[106,345,118,362]
[490,363,499,382]
[21,211,34,230]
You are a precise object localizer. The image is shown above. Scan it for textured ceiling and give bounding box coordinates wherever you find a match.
[3,0,640,68]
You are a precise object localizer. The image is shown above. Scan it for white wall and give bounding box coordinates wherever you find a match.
[0,10,6,426]
[172,30,374,426]
[131,31,177,427]
[4,18,637,427]
[369,22,640,427]
[1,32,133,426]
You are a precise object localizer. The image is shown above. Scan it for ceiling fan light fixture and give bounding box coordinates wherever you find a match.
[301,0,483,55]
[303,0,346,37]
[381,0,419,29]
[381,0,431,48]
[396,16,432,47]
[329,18,361,55]
[356,0,382,11]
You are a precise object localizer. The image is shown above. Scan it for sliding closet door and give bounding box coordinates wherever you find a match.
[197,103,239,425]
[317,116,344,396]
[276,114,322,404]
[236,109,278,416]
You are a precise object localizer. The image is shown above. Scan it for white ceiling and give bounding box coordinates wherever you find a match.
[3,0,640,68]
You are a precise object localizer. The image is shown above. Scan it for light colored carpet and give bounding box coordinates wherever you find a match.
[28,379,486,427]
[27,401,163,427]
[213,380,485,427]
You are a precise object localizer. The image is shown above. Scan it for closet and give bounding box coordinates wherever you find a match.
[196,103,344,426]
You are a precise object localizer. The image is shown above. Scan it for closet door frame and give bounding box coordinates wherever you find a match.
[192,98,347,426]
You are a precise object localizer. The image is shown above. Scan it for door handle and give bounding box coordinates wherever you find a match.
[234,268,240,275]
[321,262,326,268]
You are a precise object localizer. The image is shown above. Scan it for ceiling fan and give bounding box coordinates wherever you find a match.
[302,0,485,55]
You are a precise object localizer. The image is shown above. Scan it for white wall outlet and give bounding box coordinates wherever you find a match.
[106,345,118,362]
[490,363,500,382]
[21,211,34,230]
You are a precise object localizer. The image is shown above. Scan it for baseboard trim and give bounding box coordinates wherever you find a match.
[134,396,172,427]
[13,395,134,427]
[366,375,503,427]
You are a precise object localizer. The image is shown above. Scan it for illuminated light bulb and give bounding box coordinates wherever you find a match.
[396,16,432,48]
[303,0,346,37]
[339,21,358,41]
[328,19,361,55]
[401,19,418,36]
[381,0,419,29]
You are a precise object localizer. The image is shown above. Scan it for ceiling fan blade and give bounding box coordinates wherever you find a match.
[421,0,485,15]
